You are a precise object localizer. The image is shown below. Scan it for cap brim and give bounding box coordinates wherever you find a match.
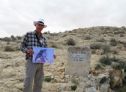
[33,21,47,28]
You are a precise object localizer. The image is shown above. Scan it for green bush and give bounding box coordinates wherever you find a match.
[1,37,11,42]
[110,56,120,62]
[71,78,79,85]
[99,55,112,65]
[11,35,17,41]
[120,34,124,37]
[111,59,125,70]
[90,43,102,49]
[16,36,22,40]
[66,38,76,46]
[112,63,122,70]
[90,43,110,54]
[71,85,77,91]
[4,46,15,52]
[95,64,105,70]
[84,35,92,40]
[44,76,52,82]
[110,38,118,46]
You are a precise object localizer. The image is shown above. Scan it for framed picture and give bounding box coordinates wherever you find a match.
[32,47,54,64]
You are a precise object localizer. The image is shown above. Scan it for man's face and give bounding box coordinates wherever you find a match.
[35,23,45,32]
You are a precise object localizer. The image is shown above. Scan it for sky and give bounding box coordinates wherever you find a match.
[0,0,126,37]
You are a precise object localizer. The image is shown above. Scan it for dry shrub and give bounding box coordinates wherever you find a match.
[4,46,16,52]
[66,38,76,46]
[110,38,118,46]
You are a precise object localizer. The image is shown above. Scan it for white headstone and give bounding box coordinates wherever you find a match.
[65,46,91,77]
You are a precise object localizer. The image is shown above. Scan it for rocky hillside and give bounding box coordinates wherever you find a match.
[0,26,126,92]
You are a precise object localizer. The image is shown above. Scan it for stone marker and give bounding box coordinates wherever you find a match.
[65,46,91,77]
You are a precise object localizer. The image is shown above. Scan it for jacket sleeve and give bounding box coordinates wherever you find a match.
[20,33,28,53]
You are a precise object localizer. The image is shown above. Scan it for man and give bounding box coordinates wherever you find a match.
[21,18,49,92]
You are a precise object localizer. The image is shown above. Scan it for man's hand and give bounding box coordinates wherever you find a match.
[54,54,56,59]
[26,49,34,57]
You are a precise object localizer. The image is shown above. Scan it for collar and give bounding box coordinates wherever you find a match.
[34,30,43,37]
